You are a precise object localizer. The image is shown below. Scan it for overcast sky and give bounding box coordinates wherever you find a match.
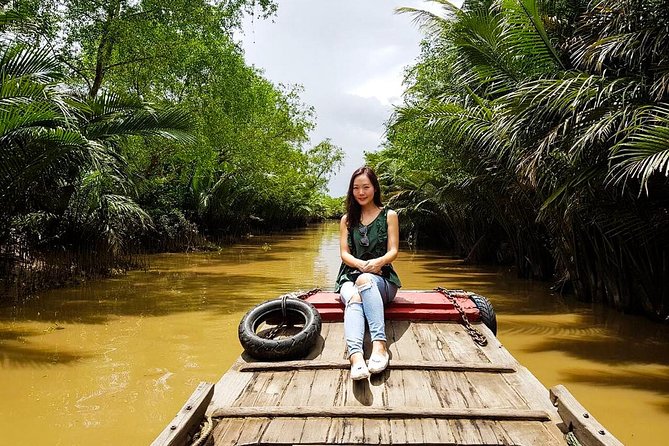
[238,0,454,196]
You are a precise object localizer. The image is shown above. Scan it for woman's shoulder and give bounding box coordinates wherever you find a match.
[340,214,349,230]
[384,208,398,219]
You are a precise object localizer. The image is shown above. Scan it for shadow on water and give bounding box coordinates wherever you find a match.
[563,368,669,414]
[504,309,669,413]
[2,272,287,323]
[0,342,88,367]
[0,228,336,368]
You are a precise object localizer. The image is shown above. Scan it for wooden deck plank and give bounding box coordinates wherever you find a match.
[499,420,565,445]
[411,322,454,361]
[309,320,329,360]
[473,419,504,444]
[401,370,442,408]
[236,417,270,445]
[502,366,561,418]
[306,369,345,407]
[434,322,491,363]
[466,371,528,409]
[388,419,408,443]
[238,359,515,372]
[431,419,458,444]
[475,325,512,364]
[210,419,238,445]
[419,418,451,444]
[452,371,486,409]
[279,369,317,406]
[343,376,374,407]
[206,367,252,414]
[384,368,406,409]
[431,370,477,408]
[327,418,365,443]
[211,406,551,421]
[387,320,416,360]
[319,322,347,361]
[211,417,270,445]
[450,419,484,444]
[233,371,293,407]
[259,418,306,444]
[299,418,333,444]
[403,418,426,443]
[368,373,388,407]
[363,418,392,444]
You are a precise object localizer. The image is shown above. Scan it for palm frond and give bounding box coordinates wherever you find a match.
[0,45,62,83]
[610,104,669,192]
[396,0,460,36]
[504,0,564,70]
[76,92,194,143]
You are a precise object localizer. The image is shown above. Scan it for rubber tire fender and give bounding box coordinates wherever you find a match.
[238,298,322,361]
[469,294,497,335]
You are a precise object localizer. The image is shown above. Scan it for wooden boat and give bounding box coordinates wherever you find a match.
[152,290,624,446]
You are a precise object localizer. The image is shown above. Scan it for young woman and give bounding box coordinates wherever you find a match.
[334,166,401,380]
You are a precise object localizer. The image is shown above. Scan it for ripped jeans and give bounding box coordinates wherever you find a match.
[339,273,398,357]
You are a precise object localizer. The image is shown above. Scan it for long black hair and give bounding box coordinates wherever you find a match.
[345,166,383,229]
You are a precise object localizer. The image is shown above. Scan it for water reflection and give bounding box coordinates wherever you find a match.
[0,221,667,445]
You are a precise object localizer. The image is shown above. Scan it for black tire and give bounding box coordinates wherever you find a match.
[469,294,497,335]
[238,298,322,361]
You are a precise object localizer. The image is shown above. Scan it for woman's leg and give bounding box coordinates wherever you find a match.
[354,274,398,346]
[340,281,369,380]
[355,274,397,373]
[339,281,366,356]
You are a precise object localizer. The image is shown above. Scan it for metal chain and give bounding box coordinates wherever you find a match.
[295,288,321,300]
[263,288,321,340]
[434,287,488,347]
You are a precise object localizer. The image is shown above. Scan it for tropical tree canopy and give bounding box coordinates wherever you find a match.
[0,0,344,296]
[375,0,669,320]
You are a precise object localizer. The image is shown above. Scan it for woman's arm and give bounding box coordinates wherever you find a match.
[360,210,399,274]
[340,215,366,270]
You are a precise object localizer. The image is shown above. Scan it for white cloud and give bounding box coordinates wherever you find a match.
[238,0,458,196]
[348,64,406,106]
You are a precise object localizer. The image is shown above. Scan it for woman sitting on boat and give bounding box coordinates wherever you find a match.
[335,166,402,380]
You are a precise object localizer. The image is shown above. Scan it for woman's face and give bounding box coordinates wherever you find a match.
[352,174,375,207]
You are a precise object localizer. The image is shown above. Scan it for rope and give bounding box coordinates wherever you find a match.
[565,432,582,446]
[281,294,288,319]
[263,288,321,340]
[190,415,213,446]
[434,287,488,346]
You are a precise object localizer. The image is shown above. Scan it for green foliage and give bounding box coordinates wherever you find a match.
[380,0,669,320]
[1,0,344,295]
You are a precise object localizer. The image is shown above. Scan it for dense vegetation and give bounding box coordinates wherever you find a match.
[0,0,343,296]
[372,0,668,320]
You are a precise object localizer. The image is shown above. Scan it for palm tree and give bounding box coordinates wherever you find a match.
[0,22,194,291]
[386,0,668,319]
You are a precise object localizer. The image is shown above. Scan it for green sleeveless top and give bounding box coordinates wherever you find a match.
[334,208,402,292]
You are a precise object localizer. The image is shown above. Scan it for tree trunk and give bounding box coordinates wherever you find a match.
[88,0,122,98]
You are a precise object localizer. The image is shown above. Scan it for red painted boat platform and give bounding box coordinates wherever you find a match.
[305,290,480,322]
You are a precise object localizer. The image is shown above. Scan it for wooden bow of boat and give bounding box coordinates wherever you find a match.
[152,290,623,446]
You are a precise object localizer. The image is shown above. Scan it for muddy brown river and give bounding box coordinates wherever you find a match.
[0,221,667,445]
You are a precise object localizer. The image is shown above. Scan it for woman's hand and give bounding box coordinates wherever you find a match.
[360,258,383,274]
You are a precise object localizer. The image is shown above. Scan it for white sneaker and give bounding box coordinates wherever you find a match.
[350,362,370,380]
[368,352,389,374]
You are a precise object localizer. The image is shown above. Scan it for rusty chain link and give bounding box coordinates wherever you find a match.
[264,288,321,340]
[434,287,488,347]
